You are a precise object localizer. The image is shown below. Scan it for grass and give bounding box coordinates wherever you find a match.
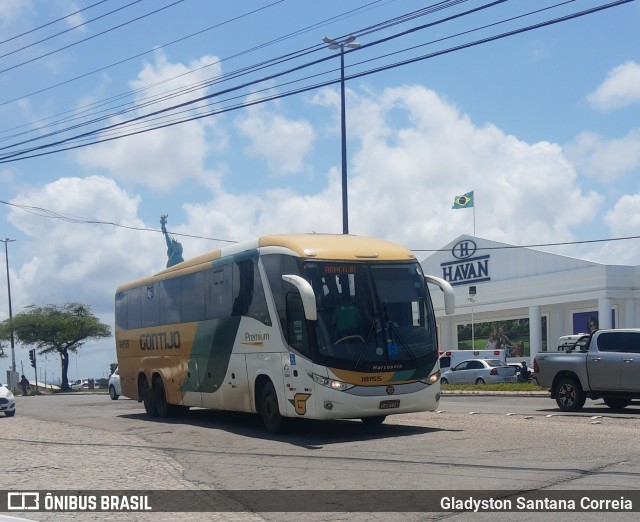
[441,382,546,392]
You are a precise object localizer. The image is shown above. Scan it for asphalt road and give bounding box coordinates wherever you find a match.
[3,393,640,521]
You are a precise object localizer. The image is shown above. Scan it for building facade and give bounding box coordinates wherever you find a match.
[421,235,640,361]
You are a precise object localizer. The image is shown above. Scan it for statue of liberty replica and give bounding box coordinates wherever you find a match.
[160,214,184,268]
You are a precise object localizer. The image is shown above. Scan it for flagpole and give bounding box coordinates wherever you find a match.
[473,195,476,236]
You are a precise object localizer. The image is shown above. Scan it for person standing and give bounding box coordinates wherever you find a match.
[20,375,30,396]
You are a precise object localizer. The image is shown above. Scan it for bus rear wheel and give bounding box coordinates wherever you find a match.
[154,376,171,418]
[260,381,286,434]
[140,377,157,417]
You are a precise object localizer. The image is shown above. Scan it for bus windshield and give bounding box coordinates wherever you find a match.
[304,261,437,370]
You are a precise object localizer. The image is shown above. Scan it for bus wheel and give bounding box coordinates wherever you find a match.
[361,415,386,426]
[260,381,285,434]
[154,377,171,419]
[140,377,157,417]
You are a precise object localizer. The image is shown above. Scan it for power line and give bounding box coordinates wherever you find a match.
[0,0,186,75]
[0,0,289,110]
[0,0,517,155]
[0,0,109,46]
[0,0,144,60]
[2,198,639,251]
[0,0,630,163]
[0,200,235,243]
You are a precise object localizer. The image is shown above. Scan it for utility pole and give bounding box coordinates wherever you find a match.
[1,238,17,389]
[323,35,361,234]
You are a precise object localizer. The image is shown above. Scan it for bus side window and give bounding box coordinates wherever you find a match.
[286,292,309,356]
[232,258,271,326]
[206,266,232,319]
[142,283,160,327]
[262,254,301,336]
[127,286,142,330]
[181,272,206,322]
[115,291,128,329]
[160,278,181,325]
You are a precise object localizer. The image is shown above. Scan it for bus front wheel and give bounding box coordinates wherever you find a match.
[361,415,386,426]
[260,381,285,434]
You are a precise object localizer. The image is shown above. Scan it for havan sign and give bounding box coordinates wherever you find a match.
[440,240,490,287]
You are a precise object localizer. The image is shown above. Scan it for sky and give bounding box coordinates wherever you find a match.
[1,0,639,382]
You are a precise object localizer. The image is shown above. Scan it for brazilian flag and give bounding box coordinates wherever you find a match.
[452,191,474,209]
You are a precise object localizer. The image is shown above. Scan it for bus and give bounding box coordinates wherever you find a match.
[114,233,455,433]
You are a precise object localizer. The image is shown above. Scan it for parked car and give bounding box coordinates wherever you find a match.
[70,379,89,391]
[440,358,518,385]
[108,368,121,400]
[70,379,98,391]
[0,384,16,417]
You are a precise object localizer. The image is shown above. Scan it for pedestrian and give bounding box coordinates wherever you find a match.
[20,374,30,396]
[518,361,530,383]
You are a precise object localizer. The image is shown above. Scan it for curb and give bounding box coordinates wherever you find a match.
[441,390,549,397]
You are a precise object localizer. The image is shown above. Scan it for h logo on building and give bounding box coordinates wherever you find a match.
[452,240,477,260]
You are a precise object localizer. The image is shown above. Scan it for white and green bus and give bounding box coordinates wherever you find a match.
[115,233,454,433]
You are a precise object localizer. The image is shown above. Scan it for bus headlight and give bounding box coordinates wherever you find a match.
[311,372,354,391]
[420,370,440,385]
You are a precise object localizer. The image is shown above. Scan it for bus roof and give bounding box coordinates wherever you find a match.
[117,234,416,291]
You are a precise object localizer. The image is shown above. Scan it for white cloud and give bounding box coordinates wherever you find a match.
[235,104,315,175]
[564,129,640,182]
[74,51,227,192]
[581,193,640,265]
[0,0,33,25]
[342,85,599,248]
[587,61,640,112]
[6,176,158,315]
[183,85,601,253]
[605,194,640,236]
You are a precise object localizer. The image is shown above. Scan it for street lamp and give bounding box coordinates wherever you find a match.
[468,286,477,350]
[323,35,360,235]
[2,238,16,389]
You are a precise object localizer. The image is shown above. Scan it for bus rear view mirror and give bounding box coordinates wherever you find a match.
[282,275,317,321]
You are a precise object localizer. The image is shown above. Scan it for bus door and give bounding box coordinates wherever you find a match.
[282,293,316,418]
[221,353,251,411]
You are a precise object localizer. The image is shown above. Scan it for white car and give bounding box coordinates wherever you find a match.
[108,369,121,400]
[0,384,16,417]
[440,358,518,385]
[70,379,89,391]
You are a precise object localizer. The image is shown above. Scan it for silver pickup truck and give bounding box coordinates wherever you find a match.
[534,329,640,412]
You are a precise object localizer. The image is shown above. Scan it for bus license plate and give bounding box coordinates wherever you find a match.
[379,399,400,410]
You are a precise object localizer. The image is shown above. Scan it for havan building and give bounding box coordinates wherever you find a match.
[421,235,640,360]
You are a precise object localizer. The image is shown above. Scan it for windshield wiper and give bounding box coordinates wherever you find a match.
[354,320,378,369]
[382,304,417,362]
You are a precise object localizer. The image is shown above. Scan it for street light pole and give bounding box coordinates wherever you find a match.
[2,238,17,388]
[323,35,360,235]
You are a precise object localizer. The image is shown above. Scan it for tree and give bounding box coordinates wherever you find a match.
[2,303,111,391]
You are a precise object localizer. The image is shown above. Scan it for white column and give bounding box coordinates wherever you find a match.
[437,316,456,350]
[529,305,542,360]
[598,298,612,329]
[624,299,636,328]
